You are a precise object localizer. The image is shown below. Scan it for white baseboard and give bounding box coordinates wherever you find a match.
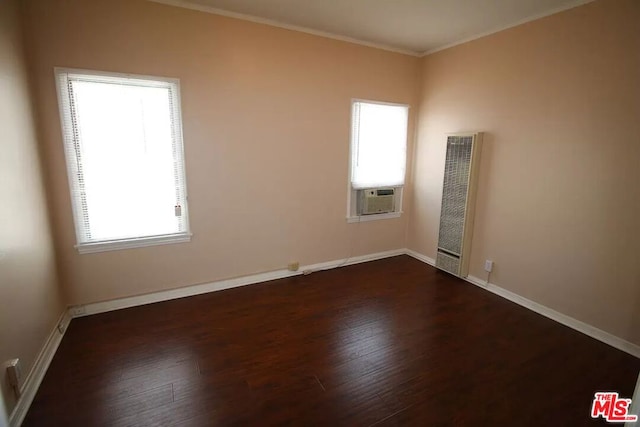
[9,310,69,427]
[405,249,436,266]
[14,247,637,427]
[407,249,640,359]
[70,248,407,318]
[74,247,640,359]
[464,274,640,358]
[7,249,406,425]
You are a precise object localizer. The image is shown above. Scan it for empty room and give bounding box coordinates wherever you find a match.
[1,0,639,425]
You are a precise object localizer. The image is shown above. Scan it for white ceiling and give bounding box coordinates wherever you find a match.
[152,0,592,56]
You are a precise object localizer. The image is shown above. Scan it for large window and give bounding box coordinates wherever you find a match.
[348,100,409,221]
[55,69,190,253]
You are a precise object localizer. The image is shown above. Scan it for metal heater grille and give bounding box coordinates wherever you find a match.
[436,251,461,276]
[437,136,473,255]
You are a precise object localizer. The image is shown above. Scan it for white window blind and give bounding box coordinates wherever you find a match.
[55,69,190,253]
[350,100,408,189]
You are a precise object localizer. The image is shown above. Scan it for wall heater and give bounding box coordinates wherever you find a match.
[436,132,483,277]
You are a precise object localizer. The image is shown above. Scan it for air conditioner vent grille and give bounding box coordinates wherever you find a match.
[357,188,395,215]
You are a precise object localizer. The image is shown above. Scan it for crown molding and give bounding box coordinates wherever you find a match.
[421,0,595,56]
[406,249,640,359]
[148,0,422,57]
[149,0,595,59]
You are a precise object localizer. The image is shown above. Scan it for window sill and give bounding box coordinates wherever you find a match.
[76,233,192,254]
[346,212,402,223]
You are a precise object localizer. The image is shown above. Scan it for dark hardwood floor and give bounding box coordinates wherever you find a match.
[24,255,639,426]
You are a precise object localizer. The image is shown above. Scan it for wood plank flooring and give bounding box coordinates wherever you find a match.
[23,256,640,426]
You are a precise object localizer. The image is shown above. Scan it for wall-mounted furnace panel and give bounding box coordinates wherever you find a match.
[436,133,483,277]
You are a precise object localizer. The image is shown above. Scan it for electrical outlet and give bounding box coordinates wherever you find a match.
[484,260,493,273]
[287,262,299,272]
[6,359,21,387]
[6,358,22,398]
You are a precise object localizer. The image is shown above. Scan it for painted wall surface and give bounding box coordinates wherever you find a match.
[21,0,420,305]
[0,0,65,415]
[408,0,640,345]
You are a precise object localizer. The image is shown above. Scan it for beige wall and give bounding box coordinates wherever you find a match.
[15,0,639,372]
[408,0,640,345]
[0,0,65,416]
[21,0,420,305]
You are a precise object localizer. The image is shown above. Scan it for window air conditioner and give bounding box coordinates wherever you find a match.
[358,188,395,215]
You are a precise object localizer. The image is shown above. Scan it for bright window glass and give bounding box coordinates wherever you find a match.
[56,69,190,251]
[350,101,408,189]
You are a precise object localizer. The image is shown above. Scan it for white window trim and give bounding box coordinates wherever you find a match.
[346,98,409,222]
[346,211,403,223]
[76,233,193,254]
[54,67,192,254]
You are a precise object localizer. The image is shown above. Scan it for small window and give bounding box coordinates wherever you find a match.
[347,100,408,222]
[55,69,191,253]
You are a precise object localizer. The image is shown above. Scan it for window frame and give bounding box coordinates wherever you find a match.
[54,67,192,254]
[346,98,409,222]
